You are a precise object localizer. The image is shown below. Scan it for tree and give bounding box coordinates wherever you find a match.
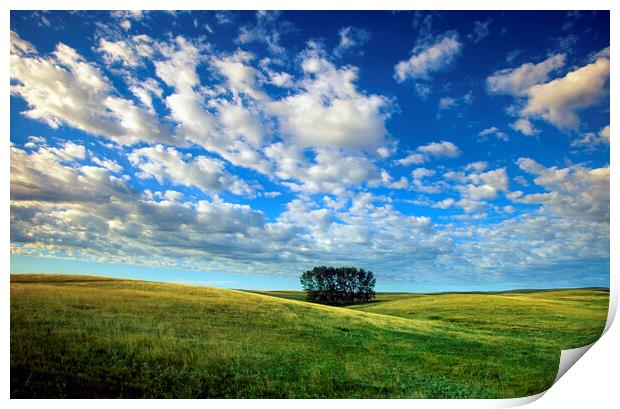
[300,266,376,304]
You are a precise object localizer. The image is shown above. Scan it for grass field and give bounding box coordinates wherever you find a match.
[11,274,609,398]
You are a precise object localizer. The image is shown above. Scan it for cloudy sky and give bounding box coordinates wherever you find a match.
[10,10,610,291]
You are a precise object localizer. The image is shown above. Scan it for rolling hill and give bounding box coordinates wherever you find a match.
[10,274,609,398]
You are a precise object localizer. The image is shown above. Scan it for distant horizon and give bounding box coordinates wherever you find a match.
[11,255,610,293]
[9,271,610,294]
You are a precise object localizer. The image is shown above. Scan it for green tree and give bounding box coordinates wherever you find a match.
[300,266,376,304]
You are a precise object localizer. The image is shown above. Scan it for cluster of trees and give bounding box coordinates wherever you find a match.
[300,266,376,304]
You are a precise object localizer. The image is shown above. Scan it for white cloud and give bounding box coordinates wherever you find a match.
[154,36,202,92]
[437,92,473,114]
[411,167,442,193]
[237,11,291,55]
[444,165,509,212]
[152,36,271,174]
[396,153,425,166]
[433,198,455,209]
[92,157,123,173]
[411,167,436,179]
[216,100,267,147]
[478,127,509,141]
[11,145,131,204]
[98,36,155,68]
[215,11,235,26]
[521,56,610,130]
[394,32,462,83]
[513,175,529,187]
[11,143,270,270]
[334,26,371,56]
[265,144,381,195]
[10,32,172,146]
[487,49,609,135]
[418,140,461,157]
[57,142,86,160]
[212,50,266,100]
[380,171,409,190]
[99,38,139,67]
[399,141,461,165]
[571,125,610,150]
[398,141,461,165]
[268,45,391,150]
[129,145,254,196]
[510,118,539,136]
[600,125,610,143]
[109,11,145,31]
[438,97,457,110]
[126,77,163,113]
[10,31,36,55]
[268,71,294,88]
[464,161,488,172]
[486,54,566,96]
[516,158,609,223]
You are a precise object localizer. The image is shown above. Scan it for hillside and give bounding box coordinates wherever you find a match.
[11,274,609,398]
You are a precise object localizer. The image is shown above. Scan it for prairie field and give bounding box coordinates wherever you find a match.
[10,274,609,398]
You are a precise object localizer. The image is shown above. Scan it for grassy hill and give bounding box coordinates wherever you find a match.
[11,274,609,398]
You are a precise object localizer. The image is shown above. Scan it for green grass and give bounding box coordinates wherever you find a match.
[11,274,609,398]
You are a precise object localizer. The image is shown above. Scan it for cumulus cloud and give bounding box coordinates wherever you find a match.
[12,142,444,279]
[478,127,509,141]
[571,125,610,150]
[433,198,455,209]
[397,141,461,165]
[411,167,443,193]
[520,56,610,130]
[442,163,509,213]
[10,31,36,54]
[455,167,508,210]
[488,51,609,134]
[152,36,271,174]
[126,77,163,113]
[515,158,609,223]
[394,32,462,83]
[11,142,271,270]
[154,35,203,92]
[600,125,610,143]
[510,118,539,136]
[11,144,132,203]
[267,70,294,87]
[129,145,254,196]
[92,157,123,173]
[98,36,155,68]
[486,54,566,96]
[211,50,267,100]
[269,44,392,150]
[10,32,172,146]
[265,144,382,194]
[10,140,609,287]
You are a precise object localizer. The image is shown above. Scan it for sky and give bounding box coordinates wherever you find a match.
[9,10,610,291]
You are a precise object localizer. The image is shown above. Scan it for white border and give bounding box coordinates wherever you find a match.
[4,1,617,407]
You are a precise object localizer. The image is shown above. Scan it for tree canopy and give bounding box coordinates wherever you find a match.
[300,266,376,304]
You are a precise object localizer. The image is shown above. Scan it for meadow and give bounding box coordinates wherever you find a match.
[11,274,609,398]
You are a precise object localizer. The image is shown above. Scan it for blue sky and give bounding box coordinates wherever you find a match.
[10,10,610,291]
